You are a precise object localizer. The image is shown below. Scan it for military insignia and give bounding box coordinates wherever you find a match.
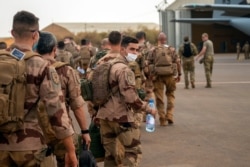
[51,71,60,85]
[126,70,135,86]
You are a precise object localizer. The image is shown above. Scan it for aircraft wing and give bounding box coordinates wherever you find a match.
[183,4,250,16]
[171,18,231,25]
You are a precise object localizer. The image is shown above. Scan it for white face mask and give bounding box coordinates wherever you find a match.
[125,53,137,62]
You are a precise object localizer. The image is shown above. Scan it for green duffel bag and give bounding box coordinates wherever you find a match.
[89,121,105,162]
[80,79,93,101]
[137,89,146,100]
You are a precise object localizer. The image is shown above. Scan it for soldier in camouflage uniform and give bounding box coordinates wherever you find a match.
[195,33,214,88]
[86,33,119,118]
[37,31,91,167]
[135,31,155,102]
[236,42,241,60]
[96,36,157,167]
[56,41,74,67]
[242,41,250,59]
[178,36,198,89]
[64,37,80,68]
[148,32,181,126]
[0,11,77,167]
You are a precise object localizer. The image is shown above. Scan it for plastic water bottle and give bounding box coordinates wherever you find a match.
[77,66,85,74]
[146,98,155,132]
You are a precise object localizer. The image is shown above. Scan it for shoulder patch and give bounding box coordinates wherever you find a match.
[51,71,60,85]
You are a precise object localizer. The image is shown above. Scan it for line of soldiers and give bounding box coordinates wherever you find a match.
[0,9,181,166]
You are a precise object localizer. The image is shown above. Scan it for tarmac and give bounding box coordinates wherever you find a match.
[72,53,250,167]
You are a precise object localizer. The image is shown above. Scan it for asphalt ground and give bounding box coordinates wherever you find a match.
[72,53,250,167]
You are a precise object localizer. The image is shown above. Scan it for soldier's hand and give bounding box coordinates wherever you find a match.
[150,109,157,116]
[65,151,78,167]
[194,55,199,61]
[82,134,91,150]
[175,76,181,82]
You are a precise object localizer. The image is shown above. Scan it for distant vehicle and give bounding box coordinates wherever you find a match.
[171,0,250,36]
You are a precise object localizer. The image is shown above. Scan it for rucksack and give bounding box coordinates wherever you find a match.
[37,61,68,145]
[183,43,193,57]
[79,46,91,65]
[80,78,93,101]
[56,50,73,66]
[153,45,176,76]
[91,60,124,106]
[0,49,38,133]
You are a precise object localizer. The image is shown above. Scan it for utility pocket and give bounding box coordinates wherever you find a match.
[0,94,9,125]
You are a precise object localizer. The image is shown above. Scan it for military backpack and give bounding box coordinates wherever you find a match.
[152,45,176,76]
[0,49,38,133]
[56,50,73,66]
[79,46,91,65]
[183,43,192,57]
[91,60,124,106]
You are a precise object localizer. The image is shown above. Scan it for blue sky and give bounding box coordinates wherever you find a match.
[0,0,175,37]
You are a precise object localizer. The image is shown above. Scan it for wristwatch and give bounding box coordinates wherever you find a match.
[81,129,89,134]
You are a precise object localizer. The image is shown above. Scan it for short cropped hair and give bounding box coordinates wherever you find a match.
[108,31,122,45]
[81,38,89,45]
[0,42,7,49]
[101,38,109,46]
[57,41,65,49]
[184,36,189,42]
[12,10,39,37]
[121,36,138,48]
[202,33,209,38]
[37,31,57,55]
[135,31,146,40]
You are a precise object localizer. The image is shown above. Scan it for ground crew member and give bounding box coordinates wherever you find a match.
[37,31,91,167]
[96,35,157,167]
[195,33,214,88]
[148,32,181,126]
[0,10,77,167]
[178,36,198,89]
[236,42,241,60]
[242,41,249,59]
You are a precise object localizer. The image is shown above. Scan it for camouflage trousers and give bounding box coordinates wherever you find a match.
[153,75,176,122]
[236,50,241,60]
[0,148,47,167]
[99,119,142,167]
[203,55,214,87]
[182,57,195,88]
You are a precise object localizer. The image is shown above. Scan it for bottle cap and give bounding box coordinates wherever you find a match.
[148,98,154,103]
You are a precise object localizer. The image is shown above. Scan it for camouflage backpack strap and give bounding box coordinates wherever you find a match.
[0,50,12,57]
[24,51,40,60]
[108,60,126,94]
[51,61,68,69]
